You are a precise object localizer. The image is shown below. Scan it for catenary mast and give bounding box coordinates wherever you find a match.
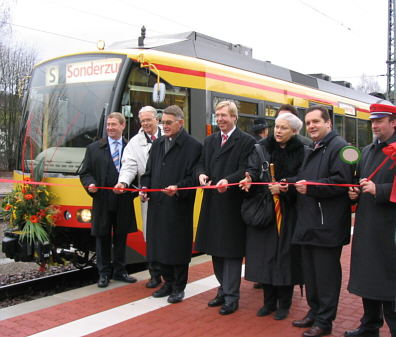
[387,0,396,103]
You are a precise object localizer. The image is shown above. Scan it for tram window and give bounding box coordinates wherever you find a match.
[237,116,254,133]
[345,117,357,146]
[212,97,258,133]
[239,101,258,115]
[265,104,278,117]
[358,119,372,148]
[334,115,344,138]
[121,65,189,140]
[297,108,307,136]
[212,97,258,115]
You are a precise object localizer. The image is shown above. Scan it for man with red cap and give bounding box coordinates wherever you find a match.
[346,103,396,337]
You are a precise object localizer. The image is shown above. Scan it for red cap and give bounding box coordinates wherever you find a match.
[369,103,396,119]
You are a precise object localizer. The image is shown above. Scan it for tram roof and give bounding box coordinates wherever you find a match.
[109,31,387,105]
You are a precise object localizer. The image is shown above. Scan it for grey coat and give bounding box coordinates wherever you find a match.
[348,133,396,301]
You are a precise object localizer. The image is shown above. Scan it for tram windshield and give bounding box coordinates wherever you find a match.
[20,54,125,175]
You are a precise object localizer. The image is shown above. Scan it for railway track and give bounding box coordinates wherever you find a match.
[0,262,148,308]
[0,266,98,303]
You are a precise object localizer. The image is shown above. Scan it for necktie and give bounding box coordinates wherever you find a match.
[221,134,228,147]
[151,135,156,141]
[112,141,120,172]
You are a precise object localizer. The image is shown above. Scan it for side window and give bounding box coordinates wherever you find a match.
[357,119,372,148]
[334,115,345,138]
[345,117,357,146]
[264,103,279,136]
[121,64,189,140]
[212,96,259,134]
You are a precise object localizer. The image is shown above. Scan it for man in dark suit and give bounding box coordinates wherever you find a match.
[139,105,202,304]
[195,100,255,315]
[80,112,138,288]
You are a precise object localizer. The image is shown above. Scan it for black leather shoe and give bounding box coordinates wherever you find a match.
[292,315,315,328]
[167,291,185,304]
[208,295,225,307]
[145,277,161,288]
[256,305,276,317]
[219,301,239,315]
[113,273,137,283]
[98,275,109,288]
[344,327,379,337]
[274,308,289,320]
[152,284,172,298]
[303,326,331,337]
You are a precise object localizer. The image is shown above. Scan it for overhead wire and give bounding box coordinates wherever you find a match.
[1,21,96,44]
[45,0,163,34]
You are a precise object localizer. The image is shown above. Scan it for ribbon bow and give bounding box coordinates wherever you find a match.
[382,142,396,169]
[371,142,396,203]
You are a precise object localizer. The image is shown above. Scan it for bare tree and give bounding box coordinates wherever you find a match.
[0,43,36,170]
[0,0,12,38]
[0,1,37,170]
[356,73,383,94]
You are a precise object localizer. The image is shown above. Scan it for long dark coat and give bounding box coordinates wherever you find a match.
[195,128,256,258]
[79,138,137,236]
[348,134,396,301]
[292,131,353,247]
[140,129,202,265]
[245,136,304,285]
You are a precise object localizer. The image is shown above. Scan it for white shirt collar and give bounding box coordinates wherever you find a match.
[108,136,122,145]
[221,126,236,138]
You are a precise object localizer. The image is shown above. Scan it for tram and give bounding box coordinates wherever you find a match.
[11,31,386,265]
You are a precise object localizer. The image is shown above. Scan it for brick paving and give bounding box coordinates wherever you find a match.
[0,244,392,337]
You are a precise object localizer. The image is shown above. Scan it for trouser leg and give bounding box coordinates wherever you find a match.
[159,263,174,286]
[172,264,189,292]
[149,261,162,280]
[382,300,396,336]
[112,232,127,276]
[301,245,318,319]
[96,235,112,276]
[262,284,277,309]
[212,256,224,296]
[312,246,342,330]
[360,298,383,331]
[277,285,294,310]
[221,257,242,304]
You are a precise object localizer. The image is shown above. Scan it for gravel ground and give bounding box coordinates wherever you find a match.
[1,171,78,308]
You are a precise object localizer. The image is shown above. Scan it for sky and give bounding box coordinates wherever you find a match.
[6,0,389,91]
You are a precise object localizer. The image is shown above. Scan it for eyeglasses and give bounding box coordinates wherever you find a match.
[162,119,181,126]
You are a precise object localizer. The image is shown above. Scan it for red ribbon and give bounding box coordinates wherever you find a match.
[0,178,359,193]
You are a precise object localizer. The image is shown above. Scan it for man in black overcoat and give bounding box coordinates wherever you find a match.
[80,112,137,288]
[292,106,353,337]
[345,103,396,337]
[195,100,255,315]
[140,105,202,304]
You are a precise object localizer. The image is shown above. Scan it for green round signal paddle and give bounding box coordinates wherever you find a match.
[340,146,361,165]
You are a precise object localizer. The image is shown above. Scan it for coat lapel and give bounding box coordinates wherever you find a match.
[217,128,239,157]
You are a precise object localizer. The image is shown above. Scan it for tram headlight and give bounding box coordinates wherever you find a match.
[64,211,72,220]
[77,209,92,223]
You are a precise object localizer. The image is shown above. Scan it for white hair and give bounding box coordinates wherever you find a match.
[275,112,303,133]
[138,106,158,118]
